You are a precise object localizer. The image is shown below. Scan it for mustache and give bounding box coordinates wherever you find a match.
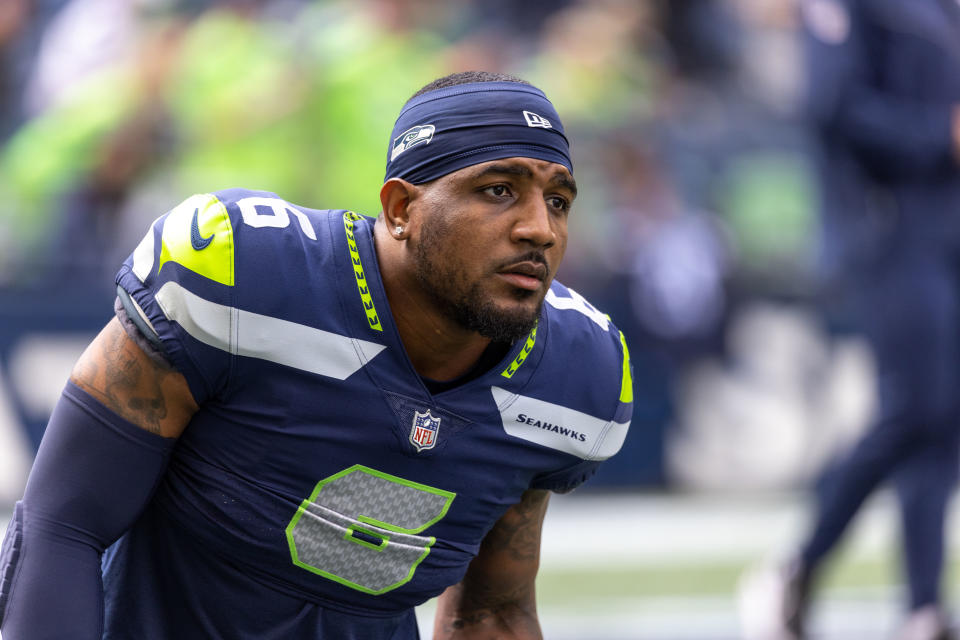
[495,251,549,272]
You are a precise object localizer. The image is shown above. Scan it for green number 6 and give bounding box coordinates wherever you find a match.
[285,465,456,594]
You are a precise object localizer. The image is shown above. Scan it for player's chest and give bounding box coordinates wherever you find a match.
[193,365,550,497]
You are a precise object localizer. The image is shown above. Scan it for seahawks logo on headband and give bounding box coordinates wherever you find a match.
[391,124,436,161]
[384,82,572,183]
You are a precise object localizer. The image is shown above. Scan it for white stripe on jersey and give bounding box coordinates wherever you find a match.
[491,386,629,461]
[132,219,158,282]
[155,281,386,379]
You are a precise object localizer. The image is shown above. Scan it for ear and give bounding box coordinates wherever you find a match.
[380,178,417,237]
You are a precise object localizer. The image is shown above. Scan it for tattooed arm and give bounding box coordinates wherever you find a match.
[70,316,197,437]
[0,319,194,637]
[433,489,550,640]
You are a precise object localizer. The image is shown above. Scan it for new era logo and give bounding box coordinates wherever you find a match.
[523,111,552,129]
[391,124,436,161]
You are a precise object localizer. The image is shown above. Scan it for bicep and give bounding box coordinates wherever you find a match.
[0,321,186,636]
[434,489,550,639]
[70,316,197,438]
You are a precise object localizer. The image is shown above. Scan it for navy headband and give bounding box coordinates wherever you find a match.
[384,81,573,184]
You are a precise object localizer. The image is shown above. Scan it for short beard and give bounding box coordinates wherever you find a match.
[413,219,542,344]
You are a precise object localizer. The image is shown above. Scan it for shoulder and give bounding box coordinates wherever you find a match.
[534,280,631,420]
[116,189,367,399]
[542,280,629,390]
[129,188,348,291]
[491,280,632,466]
[212,187,341,254]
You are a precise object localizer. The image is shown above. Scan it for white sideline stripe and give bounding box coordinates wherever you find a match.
[491,386,628,460]
[155,282,386,379]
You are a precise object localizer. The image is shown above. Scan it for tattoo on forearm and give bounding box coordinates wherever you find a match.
[441,578,540,636]
[437,491,549,637]
[442,592,539,634]
[481,490,549,562]
[452,579,534,616]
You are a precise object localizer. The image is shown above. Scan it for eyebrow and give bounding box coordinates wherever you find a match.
[473,163,578,197]
[474,163,534,180]
[551,173,578,198]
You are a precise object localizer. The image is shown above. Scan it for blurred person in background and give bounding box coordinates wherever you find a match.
[0,71,632,639]
[0,0,71,140]
[0,0,35,139]
[741,1,960,639]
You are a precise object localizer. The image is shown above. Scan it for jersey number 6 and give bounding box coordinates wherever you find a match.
[285,465,456,594]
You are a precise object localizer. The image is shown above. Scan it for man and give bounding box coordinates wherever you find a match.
[0,71,632,639]
[740,1,960,638]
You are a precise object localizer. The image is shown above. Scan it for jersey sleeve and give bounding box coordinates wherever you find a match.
[529,459,603,494]
[524,292,635,493]
[115,193,239,404]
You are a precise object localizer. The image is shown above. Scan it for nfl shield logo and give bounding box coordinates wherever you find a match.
[409,410,441,452]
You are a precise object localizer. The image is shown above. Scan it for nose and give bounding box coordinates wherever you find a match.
[511,195,556,249]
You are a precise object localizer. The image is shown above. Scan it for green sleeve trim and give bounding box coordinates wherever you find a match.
[619,330,633,404]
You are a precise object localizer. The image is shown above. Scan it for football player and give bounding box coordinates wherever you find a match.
[0,71,632,639]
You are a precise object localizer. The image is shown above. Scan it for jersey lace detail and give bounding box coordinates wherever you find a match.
[342,212,383,332]
[501,322,537,379]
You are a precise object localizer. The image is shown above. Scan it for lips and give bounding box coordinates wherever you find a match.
[501,261,547,280]
[497,261,548,291]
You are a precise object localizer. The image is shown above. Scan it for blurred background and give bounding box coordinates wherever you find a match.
[0,0,954,638]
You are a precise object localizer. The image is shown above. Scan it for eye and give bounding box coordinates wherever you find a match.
[547,195,571,213]
[482,184,513,199]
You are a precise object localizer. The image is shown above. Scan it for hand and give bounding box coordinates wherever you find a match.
[953,105,960,165]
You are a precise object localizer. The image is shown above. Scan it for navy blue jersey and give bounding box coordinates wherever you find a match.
[108,188,632,638]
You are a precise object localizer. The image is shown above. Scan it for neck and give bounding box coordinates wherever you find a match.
[373,220,492,381]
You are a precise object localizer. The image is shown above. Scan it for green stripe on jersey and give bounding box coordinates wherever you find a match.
[343,212,382,332]
[501,323,538,378]
[618,330,633,404]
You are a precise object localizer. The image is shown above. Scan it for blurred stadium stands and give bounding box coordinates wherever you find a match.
[0,0,832,489]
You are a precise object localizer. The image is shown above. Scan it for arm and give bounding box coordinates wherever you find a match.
[433,489,550,640]
[0,318,196,638]
[71,315,197,437]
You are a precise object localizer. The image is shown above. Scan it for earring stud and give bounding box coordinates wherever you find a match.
[395,225,404,236]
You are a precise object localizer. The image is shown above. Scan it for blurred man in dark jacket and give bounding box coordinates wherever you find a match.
[741,1,960,638]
